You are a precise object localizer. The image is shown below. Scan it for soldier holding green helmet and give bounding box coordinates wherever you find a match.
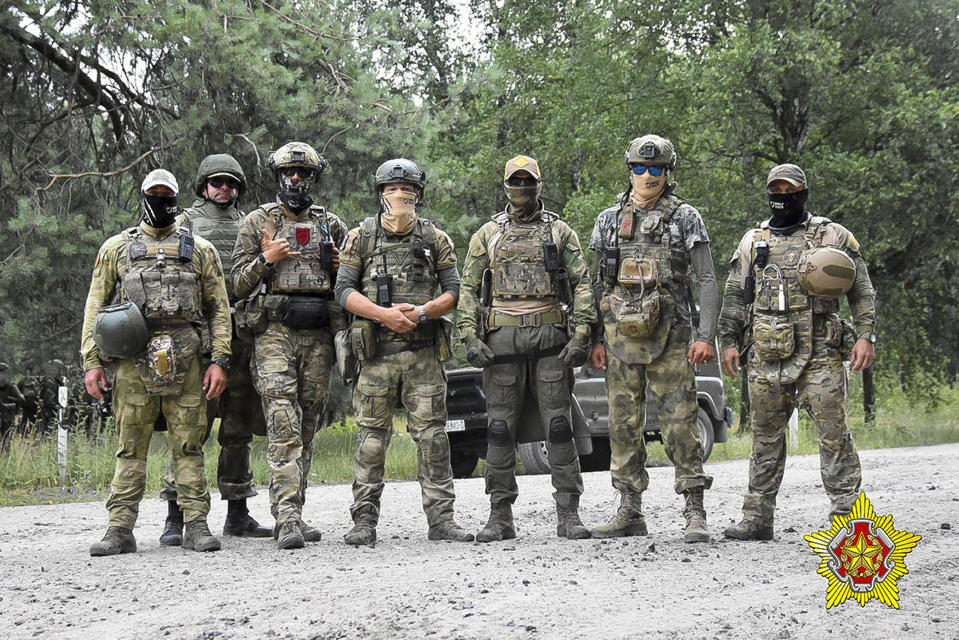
[720,163,877,541]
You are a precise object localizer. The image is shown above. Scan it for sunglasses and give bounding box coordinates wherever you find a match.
[630,165,666,177]
[506,176,538,187]
[280,167,313,179]
[208,177,240,189]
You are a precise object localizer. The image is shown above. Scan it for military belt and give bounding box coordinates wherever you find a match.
[491,343,565,364]
[376,339,435,357]
[487,308,565,329]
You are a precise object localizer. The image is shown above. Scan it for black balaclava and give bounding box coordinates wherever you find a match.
[768,189,809,232]
[141,193,179,228]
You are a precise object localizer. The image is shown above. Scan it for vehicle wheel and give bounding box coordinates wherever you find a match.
[518,441,551,475]
[697,407,715,462]
[579,437,611,472]
[449,450,479,479]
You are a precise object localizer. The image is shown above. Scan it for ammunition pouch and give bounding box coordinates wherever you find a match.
[752,314,796,362]
[610,289,662,339]
[350,319,376,362]
[282,296,330,330]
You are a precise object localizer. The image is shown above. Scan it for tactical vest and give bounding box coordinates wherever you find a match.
[600,195,688,365]
[747,216,840,382]
[486,211,561,304]
[181,201,243,300]
[263,204,336,295]
[358,216,439,343]
[118,226,202,325]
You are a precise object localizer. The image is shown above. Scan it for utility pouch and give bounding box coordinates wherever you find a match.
[147,334,177,383]
[839,319,857,360]
[610,289,661,339]
[556,268,573,305]
[436,316,454,363]
[334,329,359,383]
[752,314,796,362]
[234,294,268,340]
[603,247,620,285]
[823,315,842,349]
[264,294,287,322]
[282,297,330,330]
[618,256,658,287]
[350,319,376,362]
[375,272,393,307]
[542,241,560,274]
[480,268,493,307]
[319,241,335,272]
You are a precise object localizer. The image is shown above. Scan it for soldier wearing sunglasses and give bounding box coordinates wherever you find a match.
[157,154,273,546]
[588,135,720,543]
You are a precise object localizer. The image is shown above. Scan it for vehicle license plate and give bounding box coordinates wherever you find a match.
[445,419,466,432]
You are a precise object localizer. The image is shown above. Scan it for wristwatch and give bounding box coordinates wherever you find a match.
[257,252,270,267]
[213,357,231,370]
[417,306,429,324]
[858,332,879,344]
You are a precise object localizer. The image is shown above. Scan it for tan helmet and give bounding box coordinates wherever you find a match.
[625,134,676,169]
[797,247,857,298]
[267,142,328,175]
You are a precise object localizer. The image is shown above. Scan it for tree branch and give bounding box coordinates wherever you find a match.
[37,138,185,192]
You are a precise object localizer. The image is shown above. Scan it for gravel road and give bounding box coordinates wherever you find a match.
[1,443,956,640]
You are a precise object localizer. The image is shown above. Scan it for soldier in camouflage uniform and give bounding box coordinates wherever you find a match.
[334,158,473,546]
[588,135,720,543]
[158,154,271,545]
[81,169,231,556]
[457,155,596,542]
[232,142,348,550]
[0,362,25,447]
[720,163,877,540]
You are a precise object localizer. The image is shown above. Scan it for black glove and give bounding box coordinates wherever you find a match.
[558,329,590,368]
[466,338,495,368]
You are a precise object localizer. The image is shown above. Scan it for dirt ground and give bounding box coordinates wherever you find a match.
[1,442,956,640]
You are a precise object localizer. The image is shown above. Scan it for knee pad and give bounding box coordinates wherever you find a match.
[488,419,512,447]
[358,428,388,465]
[548,416,573,444]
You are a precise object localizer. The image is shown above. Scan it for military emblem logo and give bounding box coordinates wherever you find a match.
[805,492,920,609]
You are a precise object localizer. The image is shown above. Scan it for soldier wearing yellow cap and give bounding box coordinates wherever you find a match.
[457,155,597,542]
[719,163,877,540]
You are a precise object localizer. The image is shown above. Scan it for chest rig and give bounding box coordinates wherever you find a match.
[118,225,201,325]
[182,201,243,300]
[486,211,561,303]
[359,216,438,343]
[264,204,336,295]
[747,216,839,382]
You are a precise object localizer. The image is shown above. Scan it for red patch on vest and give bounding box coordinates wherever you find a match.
[295,227,311,245]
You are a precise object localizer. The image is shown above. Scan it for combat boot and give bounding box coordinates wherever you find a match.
[90,526,137,557]
[159,500,184,546]
[301,522,323,542]
[475,502,516,543]
[591,491,647,538]
[683,489,709,543]
[276,520,305,550]
[182,520,222,552]
[428,520,475,542]
[723,519,774,541]
[344,510,377,547]
[222,499,272,538]
[556,496,591,540]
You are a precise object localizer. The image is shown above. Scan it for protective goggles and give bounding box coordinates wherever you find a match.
[208,177,240,189]
[279,167,314,179]
[630,164,666,177]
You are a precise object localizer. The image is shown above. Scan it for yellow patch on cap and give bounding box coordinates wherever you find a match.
[514,156,530,167]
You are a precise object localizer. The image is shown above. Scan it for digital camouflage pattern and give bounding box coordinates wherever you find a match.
[351,347,455,527]
[719,215,876,524]
[232,200,348,528]
[79,221,231,529]
[606,324,712,495]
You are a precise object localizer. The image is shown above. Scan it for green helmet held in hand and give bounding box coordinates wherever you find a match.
[625,134,677,169]
[193,154,247,198]
[93,302,150,359]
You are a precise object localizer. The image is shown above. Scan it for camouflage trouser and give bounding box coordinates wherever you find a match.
[743,338,861,525]
[483,325,584,507]
[107,357,210,529]
[161,336,265,502]
[252,321,333,527]
[350,345,455,527]
[606,324,713,495]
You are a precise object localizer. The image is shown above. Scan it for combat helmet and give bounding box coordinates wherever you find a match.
[267,142,327,177]
[193,154,246,197]
[797,247,857,298]
[374,158,427,197]
[93,302,150,359]
[625,134,677,169]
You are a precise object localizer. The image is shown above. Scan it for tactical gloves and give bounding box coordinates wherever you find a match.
[559,327,591,368]
[466,337,495,368]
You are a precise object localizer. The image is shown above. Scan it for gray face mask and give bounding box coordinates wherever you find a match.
[505,184,541,218]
